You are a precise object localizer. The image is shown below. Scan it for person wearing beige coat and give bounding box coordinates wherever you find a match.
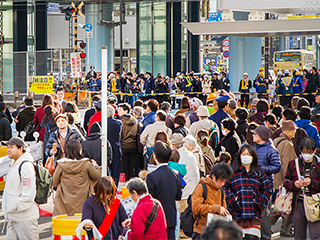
[53,154,101,216]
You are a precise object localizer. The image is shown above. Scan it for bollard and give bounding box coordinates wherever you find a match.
[52,214,87,240]
[88,92,92,108]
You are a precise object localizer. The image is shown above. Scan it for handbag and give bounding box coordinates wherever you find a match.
[273,184,293,215]
[45,155,56,176]
[295,157,320,222]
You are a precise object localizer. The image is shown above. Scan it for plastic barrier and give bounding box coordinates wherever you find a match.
[0,145,7,191]
[52,214,87,240]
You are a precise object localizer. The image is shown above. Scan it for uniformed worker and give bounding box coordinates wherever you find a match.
[181,71,193,93]
[292,70,304,95]
[238,72,252,108]
[279,69,293,108]
[256,72,267,99]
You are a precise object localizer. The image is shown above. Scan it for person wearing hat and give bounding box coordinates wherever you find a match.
[248,98,259,121]
[238,72,252,108]
[185,98,203,128]
[181,71,193,94]
[155,75,168,104]
[87,100,102,134]
[108,72,120,94]
[211,72,221,91]
[209,94,230,139]
[45,113,85,162]
[252,125,281,240]
[270,120,296,237]
[256,71,268,99]
[144,71,155,97]
[2,137,39,239]
[89,75,101,92]
[312,89,320,115]
[278,69,293,108]
[295,106,320,147]
[220,72,230,92]
[305,67,318,107]
[83,95,101,133]
[292,70,304,95]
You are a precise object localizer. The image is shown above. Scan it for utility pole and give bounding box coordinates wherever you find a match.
[119,0,125,75]
[0,2,3,93]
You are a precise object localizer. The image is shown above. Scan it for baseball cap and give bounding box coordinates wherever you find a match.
[243,72,248,76]
[251,125,270,141]
[94,100,102,109]
[216,95,230,102]
[2,137,26,148]
[54,113,68,122]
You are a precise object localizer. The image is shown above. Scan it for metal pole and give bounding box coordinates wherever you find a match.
[59,49,63,83]
[75,10,77,51]
[120,0,123,75]
[101,46,108,177]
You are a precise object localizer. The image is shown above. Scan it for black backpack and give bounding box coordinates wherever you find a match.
[23,120,36,141]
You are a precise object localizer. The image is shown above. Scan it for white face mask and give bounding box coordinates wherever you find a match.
[302,153,314,161]
[222,129,227,136]
[241,155,253,165]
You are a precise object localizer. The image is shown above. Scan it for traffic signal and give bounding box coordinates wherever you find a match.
[80,42,86,49]
[80,52,86,59]
[61,6,75,21]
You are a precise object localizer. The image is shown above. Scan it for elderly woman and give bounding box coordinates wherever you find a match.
[53,140,101,216]
[82,177,128,240]
[283,137,320,240]
[121,178,167,240]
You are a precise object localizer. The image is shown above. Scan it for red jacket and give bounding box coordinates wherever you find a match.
[33,106,45,141]
[88,111,101,135]
[127,194,167,240]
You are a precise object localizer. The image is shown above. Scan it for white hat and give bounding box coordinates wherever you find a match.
[243,72,248,76]
[190,98,203,108]
[196,106,209,117]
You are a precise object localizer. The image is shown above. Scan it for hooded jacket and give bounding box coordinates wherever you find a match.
[52,158,101,216]
[251,112,266,126]
[2,152,39,222]
[191,176,227,234]
[0,111,12,141]
[120,114,140,149]
[140,121,172,148]
[254,139,281,188]
[295,119,320,147]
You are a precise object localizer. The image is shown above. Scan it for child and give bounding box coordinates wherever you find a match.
[168,150,187,188]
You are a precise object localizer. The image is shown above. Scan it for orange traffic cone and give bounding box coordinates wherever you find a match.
[116,173,126,199]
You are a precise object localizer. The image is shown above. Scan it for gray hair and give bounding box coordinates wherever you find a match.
[126,177,148,195]
[183,135,197,149]
[133,106,144,117]
[107,105,115,117]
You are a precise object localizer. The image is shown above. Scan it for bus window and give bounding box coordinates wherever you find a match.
[275,52,301,62]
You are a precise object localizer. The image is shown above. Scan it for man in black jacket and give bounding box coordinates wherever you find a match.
[146,142,182,240]
[15,97,36,141]
[0,102,12,141]
[0,94,12,124]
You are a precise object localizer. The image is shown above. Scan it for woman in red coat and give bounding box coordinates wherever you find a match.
[122,178,167,240]
[33,94,54,141]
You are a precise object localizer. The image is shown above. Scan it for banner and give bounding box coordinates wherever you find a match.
[30,76,54,94]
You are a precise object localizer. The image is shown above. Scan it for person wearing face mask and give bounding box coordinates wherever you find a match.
[270,120,297,237]
[283,137,320,240]
[224,144,272,240]
[220,118,241,161]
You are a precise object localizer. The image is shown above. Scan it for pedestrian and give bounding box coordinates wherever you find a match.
[0,102,12,141]
[82,177,128,240]
[186,98,203,127]
[141,99,159,131]
[251,99,269,126]
[248,98,259,122]
[224,144,272,240]
[146,141,182,240]
[252,125,281,240]
[161,101,175,131]
[197,129,215,163]
[132,106,144,123]
[235,108,249,143]
[175,96,191,116]
[53,140,101,216]
[144,71,155,96]
[83,95,101,133]
[279,70,293,108]
[312,90,320,115]
[202,220,243,240]
[256,72,268,99]
[33,94,54,142]
[191,163,233,239]
[89,76,101,92]
[270,120,296,237]
[209,95,230,139]
[238,72,252,108]
[106,105,123,183]
[118,103,140,180]
[295,106,320,147]
[54,86,66,112]
[15,96,36,141]
[122,178,168,240]
[88,100,102,134]
[264,114,279,137]
[172,114,189,137]
[46,113,85,163]
[220,118,241,160]
[305,67,318,107]
[2,137,39,239]
[283,137,320,240]
[0,94,13,124]
[220,72,230,92]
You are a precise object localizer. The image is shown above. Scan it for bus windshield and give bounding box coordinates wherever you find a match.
[274,52,301,62]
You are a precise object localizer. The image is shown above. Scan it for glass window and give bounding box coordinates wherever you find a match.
[153,3,166,75]
[274,52,301,62]
[139,2,152,73]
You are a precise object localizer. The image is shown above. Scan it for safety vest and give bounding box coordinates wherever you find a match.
[257,77,266,86]
[293,76,300,87]
[282,76,291,87]
[111,79,119,92]
[241,79,249,90]
[185,76,192,87]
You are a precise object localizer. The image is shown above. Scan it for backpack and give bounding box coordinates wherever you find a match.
[19,161,53,204]
[23,120,36,141]
[208,125,219,150]
[203,154,214,175]
[75,122,87,139]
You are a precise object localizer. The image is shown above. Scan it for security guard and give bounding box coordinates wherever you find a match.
[109,73,120,94]
[254,67,264,93]
[256,72,267,99]
[220,72,230,92]
[292,70,304,95]
[144,71,155,98]
[181,71,193,93]
[279,69,293,108]
[238,72,252,108]
[211,72,220,91]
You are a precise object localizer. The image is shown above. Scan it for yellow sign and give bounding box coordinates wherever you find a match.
[288,15,318,19]
[307,45,313,51]
[30,76,54,94]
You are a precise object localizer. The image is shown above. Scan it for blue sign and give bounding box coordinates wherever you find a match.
[84,23,93,32]
[48,3,59,13]
[289,36,294,48]
[208,12,222,22]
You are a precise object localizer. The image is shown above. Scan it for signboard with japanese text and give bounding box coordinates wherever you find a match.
[71,52,81,78]
[29,76,54,94]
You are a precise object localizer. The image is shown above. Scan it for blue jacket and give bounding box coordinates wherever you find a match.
[107,117,122,158]
[82,195,128,240]
[209,109,229,139]
[141,111,157,132]
[89,79,102,91]
[295,119,320,147]
[144,78,155,94]
[279,76,293,95]
[292,76,304,94]
[256,77,267,93]
[182,76,192,92]
[254,140,281,188]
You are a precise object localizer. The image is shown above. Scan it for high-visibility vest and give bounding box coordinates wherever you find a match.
[185,76,192,87]
[241,79,249,90]
[111,79,119,92]
[282,76,291,87]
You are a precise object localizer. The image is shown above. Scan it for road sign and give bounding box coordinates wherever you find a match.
[222,50,229,59]
[204,57,217,68]
[71,1,84,18]
[222,39,229,48]
[85,31,93,38]
[70,52,81,78]
[208,12,222,22]
[84,23,92,32]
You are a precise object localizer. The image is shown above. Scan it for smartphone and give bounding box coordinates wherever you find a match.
[300,176,305,182]
[52,143,57,151]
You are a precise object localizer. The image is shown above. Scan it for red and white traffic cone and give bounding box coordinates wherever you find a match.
[116,173,126,199]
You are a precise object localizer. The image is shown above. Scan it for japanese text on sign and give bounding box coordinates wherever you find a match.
[30,76,54,94]
[71,52,81,78]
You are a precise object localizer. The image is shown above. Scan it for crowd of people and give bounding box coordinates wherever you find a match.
[3,66,320,240]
